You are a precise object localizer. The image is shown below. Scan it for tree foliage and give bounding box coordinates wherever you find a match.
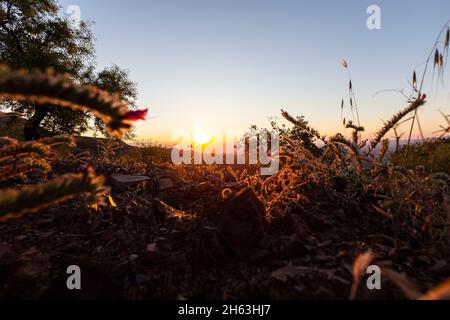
[90,64,138,137]
[0,0,138,140]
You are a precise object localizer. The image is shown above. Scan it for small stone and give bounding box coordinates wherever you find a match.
[158,177,175,191]
[129,254,139,261]
[116,229,126,241]
[146,243,158,253]
[0,242,11,260]
[110,174,150,188]
[416,255,432,265]
[135,274,147,285]
[215,188,265,259]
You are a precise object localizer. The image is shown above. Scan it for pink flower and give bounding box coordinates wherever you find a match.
[124,109,148,121]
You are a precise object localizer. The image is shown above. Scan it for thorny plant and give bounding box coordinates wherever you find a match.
[0,65,147,218]
[0,23,447,300]
[173,24,450,244]
[0,65,147,137]
[94,138,147,174]
[0,136,108,220]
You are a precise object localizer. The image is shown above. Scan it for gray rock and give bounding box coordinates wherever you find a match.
[110,174,150,187]
[215,188,265,259]
[158,177,175,191]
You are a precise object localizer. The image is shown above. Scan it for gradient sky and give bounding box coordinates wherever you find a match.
[60,0,450,144]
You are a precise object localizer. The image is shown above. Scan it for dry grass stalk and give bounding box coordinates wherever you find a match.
[349,251,374,300]
[281,109,327,143]
[419,278,450,300]
[0,168,107,221]
[382,268,421,299]
[370,95,427,153]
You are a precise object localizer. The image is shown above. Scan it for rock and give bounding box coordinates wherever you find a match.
[158,177,175,191]
[191,226,228,271]
[429,260,450,275]
[135,274,147,285]
[146,243,158,253]
[15,247,50,281]
[144,240,171,262]
[193,182,210,192]
[215,188,265,259]
[110,174,150,188]
[129,254,139,261]
[11,247,51,298]
[271,265,309,282]
[0,242,11,260]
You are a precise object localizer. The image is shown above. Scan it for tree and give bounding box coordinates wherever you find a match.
[0,0,138,141]
[90,64,138,138]
[0,0,95,140]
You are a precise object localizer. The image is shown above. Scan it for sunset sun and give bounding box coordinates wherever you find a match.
[192,122,213,145]
[1,0,449,304]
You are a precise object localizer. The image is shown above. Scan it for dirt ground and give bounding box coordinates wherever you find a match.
[0,163,449,300]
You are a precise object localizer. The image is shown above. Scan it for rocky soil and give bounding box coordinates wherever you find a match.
[0,163,449,300]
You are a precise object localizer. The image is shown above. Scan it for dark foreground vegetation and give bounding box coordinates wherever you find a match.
[0,1,449,300]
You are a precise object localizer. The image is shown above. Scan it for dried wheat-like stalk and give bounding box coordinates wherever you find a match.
[0,168,108,221]
[345,120,365,144]
[1,158,51,182]
[370,95,426,153]
[432,111,450,138]
[41,135,76,148]
[375,139,390,164]
[0,139,50,160]
[382,268,421,299]
[349,251,374,300]
[329,134,360,157]
[0,65,147,136]
[0,136,17,146]
[419,278,450,300]
[329,134,362,172]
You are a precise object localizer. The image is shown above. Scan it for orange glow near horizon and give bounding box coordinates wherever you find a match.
[192,122,214,145]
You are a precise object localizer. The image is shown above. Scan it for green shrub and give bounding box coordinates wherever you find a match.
[393,139,450,174]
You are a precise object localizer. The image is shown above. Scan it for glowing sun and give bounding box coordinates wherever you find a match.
[192,122,213,145]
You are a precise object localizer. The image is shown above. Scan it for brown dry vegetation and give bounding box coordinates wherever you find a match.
[0,25,450,300]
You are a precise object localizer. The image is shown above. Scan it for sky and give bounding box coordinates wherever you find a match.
[59,0,450,144]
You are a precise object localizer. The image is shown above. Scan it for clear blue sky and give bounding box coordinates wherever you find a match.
[60,0,450,143]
